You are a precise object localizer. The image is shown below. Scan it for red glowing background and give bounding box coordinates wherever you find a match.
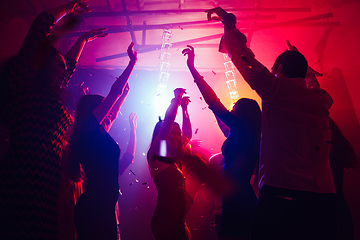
[1,0,360,239]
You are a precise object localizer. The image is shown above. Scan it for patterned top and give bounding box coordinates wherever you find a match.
[0,12,75,239]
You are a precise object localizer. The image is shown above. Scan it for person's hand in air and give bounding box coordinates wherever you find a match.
[65,0,91,14]
[205,7,229,21]
[80,28,108,42]
[127,42,138,64]
[174,88,186,100]
[182,45,195,67]
[205,7,236,33]
[181,96,191,110]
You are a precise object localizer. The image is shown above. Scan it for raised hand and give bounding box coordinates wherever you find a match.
[129,112,137,130]
[286,40,299,52]
[127,42,138,63]
[65,0,91,14]
[81,28,108,42]
[182,45,195,67]
[205,7,228,21]
[174,88,186,99]
[181,96,191,109]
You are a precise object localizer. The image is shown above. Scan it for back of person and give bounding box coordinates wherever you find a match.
[259,74,335,194]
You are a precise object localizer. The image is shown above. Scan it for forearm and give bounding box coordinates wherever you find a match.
[215,115,230,137]
[224,29,274,98]
[46,5,69,23]
[157,99,180,140]
[65,36,86,62]
[187,65,218,105]
[126,127,136,157]
[109,61,135,96]
[108,92,128,122]
[182,108,192,140]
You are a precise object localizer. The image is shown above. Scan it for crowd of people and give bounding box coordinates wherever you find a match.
[0,1,357,240]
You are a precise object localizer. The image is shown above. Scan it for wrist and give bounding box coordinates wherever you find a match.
[171,97,181,106]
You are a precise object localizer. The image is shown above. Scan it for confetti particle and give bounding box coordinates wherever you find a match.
[119,189,123,195]
[142,153,146,156]
[195,128,199,134]
[130,169,136,175]
[202,107,207,110]
[212,70,216,75]
[142,182,148,185]
[147,186,150,189]
[199,97,202,100]
[135,179,139,183]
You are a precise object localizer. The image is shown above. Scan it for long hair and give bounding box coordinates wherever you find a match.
[63,94,104,182]
[147,117,185,164]
[233,98,262,138]
[233,98,261,123]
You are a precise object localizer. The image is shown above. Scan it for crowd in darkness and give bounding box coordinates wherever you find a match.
[0,1,357,240]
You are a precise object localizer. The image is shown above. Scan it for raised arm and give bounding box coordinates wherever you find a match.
[181,96,192,141]
[66,28,108,62]
[118,112,137,175]
[92,43,137,125]
[47,0,91,23]
[110,83,130,121]
[154,88,186,141]
[182,45,246,132]
[215,115,230,137]
[10,1,88,84]
[205,7,275,99]
[126,112,137,157]
[182,45,218,105]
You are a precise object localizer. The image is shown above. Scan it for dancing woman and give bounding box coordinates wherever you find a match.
[63,43,137,240]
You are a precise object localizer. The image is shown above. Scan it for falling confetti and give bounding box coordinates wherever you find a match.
[212,70,216,75]
[195,128,199,134]
[142,182,148,185]
[130,169,136,175]
[202,107,207,110]
[199,97,202,100]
